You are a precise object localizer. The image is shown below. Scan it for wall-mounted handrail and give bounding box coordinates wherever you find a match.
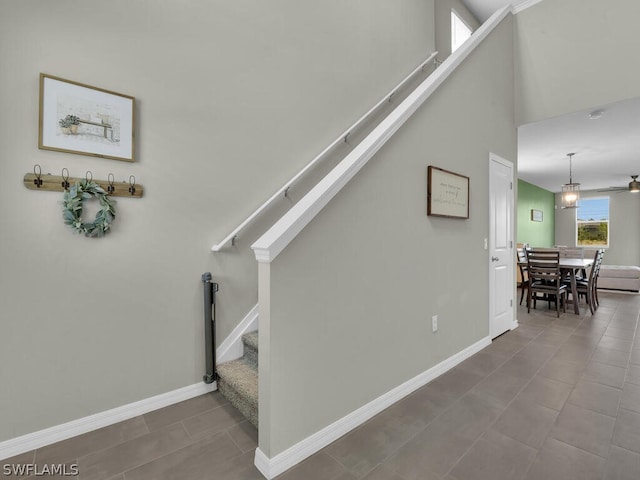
[211,51,439,252]
[251,6,512,263]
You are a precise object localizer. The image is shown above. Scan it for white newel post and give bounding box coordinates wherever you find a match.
[254,260,273,477]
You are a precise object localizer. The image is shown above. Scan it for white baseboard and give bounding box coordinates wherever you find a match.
[254,449,272,478]
[217,303,259,363]
[0,382,216,461]
[253,335,492,479]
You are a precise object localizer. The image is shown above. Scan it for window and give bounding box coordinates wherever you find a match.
[451,10,472,53]
[576,197,609,247]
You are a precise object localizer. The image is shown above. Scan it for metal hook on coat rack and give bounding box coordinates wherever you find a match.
[107,173,116,194]
[61,168,70,190]
[33,164,43,188]
[128,175,136,196]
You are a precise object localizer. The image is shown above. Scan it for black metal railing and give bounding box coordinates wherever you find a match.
[202,272,219,383]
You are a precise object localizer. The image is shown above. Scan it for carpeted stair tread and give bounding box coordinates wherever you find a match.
[217,332,259,428]
[217,358,258,428]
[217,359,258,406]
[242,331,258,351]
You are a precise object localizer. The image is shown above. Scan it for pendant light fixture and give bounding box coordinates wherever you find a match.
[561,152,580,209]
[629,175,640,193]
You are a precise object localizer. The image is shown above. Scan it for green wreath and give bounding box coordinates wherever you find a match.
[62,180,116,237]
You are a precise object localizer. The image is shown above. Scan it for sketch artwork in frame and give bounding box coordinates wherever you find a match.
[427,165,470,219]
[39,73,135,162]
[531,209,543,222]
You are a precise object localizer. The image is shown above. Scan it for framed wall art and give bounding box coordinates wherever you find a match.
[531,209,543,222]
[39,73,135,162]
[427,165,470,219]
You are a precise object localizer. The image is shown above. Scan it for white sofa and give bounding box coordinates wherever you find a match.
[598,265,640,292]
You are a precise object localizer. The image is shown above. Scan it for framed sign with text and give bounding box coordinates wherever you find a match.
[427,165,469,219]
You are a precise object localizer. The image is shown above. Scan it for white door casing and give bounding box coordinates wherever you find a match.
[489,153,515,338]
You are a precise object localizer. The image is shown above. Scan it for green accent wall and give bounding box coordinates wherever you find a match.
[517,179,555,247]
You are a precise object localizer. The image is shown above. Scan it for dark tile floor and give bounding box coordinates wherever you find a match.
[2,291,639,479]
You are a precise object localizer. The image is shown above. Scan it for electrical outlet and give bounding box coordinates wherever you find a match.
[432,315,438,332]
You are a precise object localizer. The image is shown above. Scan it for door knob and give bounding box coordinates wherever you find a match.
[491,256,500,262]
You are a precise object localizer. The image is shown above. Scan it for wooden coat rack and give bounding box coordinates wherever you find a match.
[24,166,144,198]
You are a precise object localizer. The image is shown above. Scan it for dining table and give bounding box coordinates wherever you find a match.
[519,257,594,315]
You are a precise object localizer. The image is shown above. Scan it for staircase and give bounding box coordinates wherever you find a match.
[217,331,259,428]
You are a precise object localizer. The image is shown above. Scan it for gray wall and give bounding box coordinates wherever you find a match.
[554,190,640,266]
[263,15,516,456]
[0,0,436,442]
[515,0,640,126]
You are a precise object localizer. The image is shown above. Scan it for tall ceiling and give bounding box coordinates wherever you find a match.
[460,0,529,22]
[518,98,640,193]
[461,0,640,194]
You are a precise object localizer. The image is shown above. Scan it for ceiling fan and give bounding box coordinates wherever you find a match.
[597,175,640,193]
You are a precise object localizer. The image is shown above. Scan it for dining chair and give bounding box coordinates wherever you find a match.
[517,248,529,306]
[592,249,604,308]
[568,249,604,314]
[527,249,567,317]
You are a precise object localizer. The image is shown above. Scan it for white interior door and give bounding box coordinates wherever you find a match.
[489,153,515,338]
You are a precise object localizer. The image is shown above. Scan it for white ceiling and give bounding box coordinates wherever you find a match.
[518,98,640,193]
[461,0,640,194]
